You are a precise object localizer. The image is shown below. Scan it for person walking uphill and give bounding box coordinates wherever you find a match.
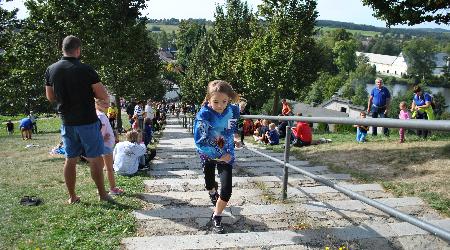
[367,77,391,136]
[193,80,241,234]
[45,35,113,204]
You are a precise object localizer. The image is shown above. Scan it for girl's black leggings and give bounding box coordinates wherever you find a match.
[203,159,233,202]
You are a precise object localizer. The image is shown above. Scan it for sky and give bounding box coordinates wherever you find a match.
[2,0,449,30]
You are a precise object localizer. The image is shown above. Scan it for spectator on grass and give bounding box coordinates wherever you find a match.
[96,99,124,195]
[6,120,14,135]
[29,111,37,134]
[134,101,144,130]
[113,130,147,176]
[411,85,434,139]
[107,102,118,129]
[367,77,391,136]
[266,123,280,145]
[19,117,32,140]
[354,111,369,143]
[292,113,312,147]
[45,35,112,204]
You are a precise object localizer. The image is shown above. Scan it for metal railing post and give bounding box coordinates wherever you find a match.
[282,126,291,200]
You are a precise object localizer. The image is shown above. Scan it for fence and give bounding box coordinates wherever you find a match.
[181,113,450,242]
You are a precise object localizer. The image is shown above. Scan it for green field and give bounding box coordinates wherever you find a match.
[146,23,180,33]
[317,26,381,37]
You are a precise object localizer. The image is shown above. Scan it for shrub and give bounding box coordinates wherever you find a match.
[334,123,356,133]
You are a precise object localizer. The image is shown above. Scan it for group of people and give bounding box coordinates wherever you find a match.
[6,111,37,140]
[45,35,158,204]
[357,78,435,143]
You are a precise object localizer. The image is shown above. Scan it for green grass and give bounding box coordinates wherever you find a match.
[317,26,381,37]
[0,116,149,249]
[383,182,450,217]
[146,24,179,33]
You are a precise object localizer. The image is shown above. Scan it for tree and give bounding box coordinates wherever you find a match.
[333,39,358,74]
[2,0,162,122]
[249,0,321,114]
[176,20,206,69]
[362,0,450,26]
[403,38,437,80]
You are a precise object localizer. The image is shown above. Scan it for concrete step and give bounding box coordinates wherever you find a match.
[143,175,352,192]
[149,160,312,171]
[122,219,450,250]
[151,156,309,165]
[133,195,435,236]
[149,165,330,178]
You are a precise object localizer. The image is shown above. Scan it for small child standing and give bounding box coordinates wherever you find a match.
[354,111,369,143]
[95,99,124,195]
[266,123,279,145]
[194,80,241,234]
[398,101,410,143]
[6,120,14,135]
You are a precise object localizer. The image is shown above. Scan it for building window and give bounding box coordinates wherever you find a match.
[387,70,389,73]
[395,71,397,75]
[340,107,347,113]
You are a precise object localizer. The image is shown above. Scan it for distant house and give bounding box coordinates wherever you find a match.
[356,51,449,77]
[292,102,348,132]
[356,51,408,77]
[158,49,175,63]
[320,96,365,119]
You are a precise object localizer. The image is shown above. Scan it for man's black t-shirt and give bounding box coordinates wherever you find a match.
[45,57,100,126]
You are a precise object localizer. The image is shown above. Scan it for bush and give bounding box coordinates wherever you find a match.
[334,123,356,133]
[315,123,329,133]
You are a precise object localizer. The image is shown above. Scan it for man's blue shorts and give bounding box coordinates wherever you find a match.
[61,120,104,158]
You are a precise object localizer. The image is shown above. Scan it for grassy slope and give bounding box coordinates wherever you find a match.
[0,117,149,249]
[254,131,450,217]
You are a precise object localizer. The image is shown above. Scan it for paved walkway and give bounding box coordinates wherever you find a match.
[122,117,450,250]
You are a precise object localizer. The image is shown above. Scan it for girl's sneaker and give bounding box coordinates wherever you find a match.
[211,214,225,234]
[109,187,124,195]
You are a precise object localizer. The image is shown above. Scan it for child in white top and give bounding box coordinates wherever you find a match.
[95,99,124,195]
[113,130,147,176]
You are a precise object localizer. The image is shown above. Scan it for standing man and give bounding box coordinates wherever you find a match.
[45,35,112,204]
[367,77,391,136]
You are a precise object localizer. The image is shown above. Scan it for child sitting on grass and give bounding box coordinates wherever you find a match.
[113,130,147,176]
[266,123,279,145]
[354,111,369,143]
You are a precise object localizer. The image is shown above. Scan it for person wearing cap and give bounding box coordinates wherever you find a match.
[367,77,391,136]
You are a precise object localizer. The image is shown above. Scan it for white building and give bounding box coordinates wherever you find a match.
[356,51,449,77]
[356,52,408,77]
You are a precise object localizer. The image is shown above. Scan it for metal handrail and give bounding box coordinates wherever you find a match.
[241,114,450,131]
[240,114,450,242]
[176,113,450,241]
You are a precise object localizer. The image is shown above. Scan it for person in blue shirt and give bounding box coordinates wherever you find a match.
[411,85,434,138]
[193,80,241,234]
[266,123,280,145]
[367,78,391,136]
[19,117,33,140]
